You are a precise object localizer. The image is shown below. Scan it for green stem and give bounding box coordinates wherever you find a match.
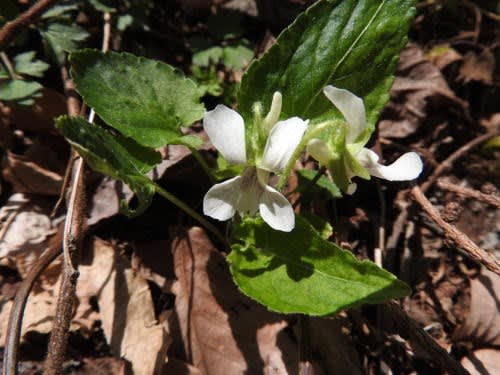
[153,182,228,247]
[286,167,326,197]
[191,148,216,183]
[277,120,340,189]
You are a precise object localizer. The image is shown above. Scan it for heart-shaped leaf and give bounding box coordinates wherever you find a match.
[229,216,410,316]
[56,116,161,216]
[70,50,205,147]
[238,0,416,130]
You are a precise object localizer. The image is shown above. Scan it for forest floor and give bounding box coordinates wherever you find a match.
[0,0,499,374]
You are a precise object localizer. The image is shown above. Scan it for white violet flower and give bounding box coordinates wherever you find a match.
[203,93,308,232]
[307,85,423,194]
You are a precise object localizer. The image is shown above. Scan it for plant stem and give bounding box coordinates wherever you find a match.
[153,183,228,247]
[190,148,216,183]
[277,120,340,189]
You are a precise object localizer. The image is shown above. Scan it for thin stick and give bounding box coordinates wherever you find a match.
[387,130,500,255]
[44,157,85,375]
[0,0,60,50]
[2,245,62,375]
[420,130,500,193]
[44,12,111,374]
[411,186,500,276]
[437,179,500,208]
[381,302,470,375]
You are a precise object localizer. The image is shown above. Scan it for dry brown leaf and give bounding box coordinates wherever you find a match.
[458,50,495,85]
[0,194,56,262]
[461,348,500,375]
[378,44,467,139]
[2,151,63,196]
[0,277,61,345]
[168,227,364,374]
[168,227,298,374]
[453,269,500,347]
[77,238,170,375]
[87,145,192,225]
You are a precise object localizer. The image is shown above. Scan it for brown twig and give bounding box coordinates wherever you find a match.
[0,0,60,51]
[437,179,500,208]
[411,186,500,276]
[381,302,471,375]
[44,158,85,375]
[420,130,500,193]
[44,13,112,374]
[2,243,62,375]
[387,130,500,256]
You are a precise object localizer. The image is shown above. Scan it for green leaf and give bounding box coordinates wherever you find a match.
[12,51,50,78]
[222,43,253,70]
[238,0,416,129]
[41,2,78,19]
[70,50,205,148]
[41,22,89,51]
[229,216,410,315]
[56,116,162,216]
[0,80,42,101]
[41,22,89,64]
[192,47,223,67]
[89,0,117,12]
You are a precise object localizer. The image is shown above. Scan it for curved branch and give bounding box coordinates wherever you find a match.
[2,245,62,375]
[0,0,60,51]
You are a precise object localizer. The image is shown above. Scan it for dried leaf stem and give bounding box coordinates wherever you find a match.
[0,0,60,50]
[44,157,86,375]
[44,12,112,375]
[411,186,500,276]
[2,245,62,375]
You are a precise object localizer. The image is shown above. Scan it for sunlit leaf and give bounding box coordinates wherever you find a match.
[229,216,410,315]
[56,116,161,216]
[238,0,416,132]
[70,50,205,147]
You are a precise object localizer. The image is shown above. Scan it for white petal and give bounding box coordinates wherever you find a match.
[203,105,246,164]
[358,148,423,181]
[235,168,262,216]
[259,185,295,232]
[323,85,366,143]
[307,138,331,164]
[262,92,283,132]
[203,176,242,221]
[260,117,308,173]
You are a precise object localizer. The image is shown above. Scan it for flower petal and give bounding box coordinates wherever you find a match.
[323,85,366,143]
[203,105,246,164]
[262,91,283,133]
[260,117,308,173]
[203,176,241,220]
[358,148,423,181]
[259,185,295,232]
